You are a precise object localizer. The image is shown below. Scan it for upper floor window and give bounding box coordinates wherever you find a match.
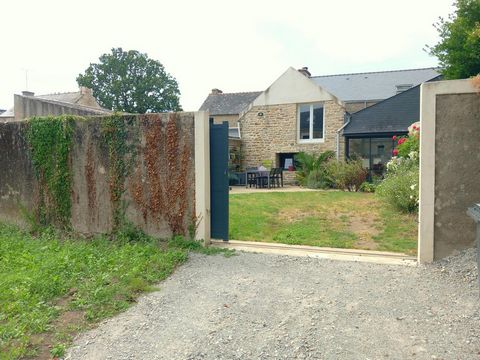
[298,103,324,142]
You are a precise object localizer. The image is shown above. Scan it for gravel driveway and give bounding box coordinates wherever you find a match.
[66,249,479,360]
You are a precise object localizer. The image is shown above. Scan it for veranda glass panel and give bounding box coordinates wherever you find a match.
[349,138,370,169]
[299,104,310,139]
[371,138,393,177]
[312,105,324,139]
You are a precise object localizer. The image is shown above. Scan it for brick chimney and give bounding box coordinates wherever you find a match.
[211,88,223,95]
[21,90,35,97]
[298,67,311,78]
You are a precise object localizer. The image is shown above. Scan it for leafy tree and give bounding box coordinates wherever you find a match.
[77,48,182,113]
[428,0,480,79]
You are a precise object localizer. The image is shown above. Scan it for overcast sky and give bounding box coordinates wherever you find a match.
[1,0,454,111]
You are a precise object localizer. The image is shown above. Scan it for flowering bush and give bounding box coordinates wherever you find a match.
[376,122,420,213]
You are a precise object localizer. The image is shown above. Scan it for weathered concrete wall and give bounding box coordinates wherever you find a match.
[433,93,480,259]
[0,113,196,239]
[0,121,36,226]
[419,79,480,262]
[13,95,108,121]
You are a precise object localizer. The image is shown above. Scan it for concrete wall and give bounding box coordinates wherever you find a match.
[13,95,108,121]
[419,79,480,262]
[0,113,204,240]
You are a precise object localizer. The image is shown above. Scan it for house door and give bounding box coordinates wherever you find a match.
[209,120,229,241]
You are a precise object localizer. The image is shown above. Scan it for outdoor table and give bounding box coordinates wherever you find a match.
[245,169,270,188]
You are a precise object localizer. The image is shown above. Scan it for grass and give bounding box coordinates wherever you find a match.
[0,224,233,360]
[229,191,417,254]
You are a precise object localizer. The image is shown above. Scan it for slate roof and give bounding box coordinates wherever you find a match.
[311,68,440,102]
[35,91,84,104]
[199,91,261,115]
[343,76,442,136]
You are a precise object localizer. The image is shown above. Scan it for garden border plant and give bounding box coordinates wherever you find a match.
[25,115,77,229]
[376,122,420,213]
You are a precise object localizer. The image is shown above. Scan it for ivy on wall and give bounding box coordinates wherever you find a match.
[23,113,193,238]
[100,114,139,231]
[26,116,76,228]
[135,113,192,236]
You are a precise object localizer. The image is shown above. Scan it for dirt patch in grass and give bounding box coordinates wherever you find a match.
[349,213,381,250]
[277,208,319,223]
[27,293,88,360]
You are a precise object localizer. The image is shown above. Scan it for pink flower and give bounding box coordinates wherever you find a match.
[392,135,397,141]
[393,149,399,156]
[398,138,406,145]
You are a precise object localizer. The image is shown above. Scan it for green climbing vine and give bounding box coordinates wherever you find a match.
[26,115,76,228]
[101,114,138,231]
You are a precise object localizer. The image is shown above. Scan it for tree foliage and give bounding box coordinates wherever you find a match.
[77,48,182,113]
[428,0,480,79]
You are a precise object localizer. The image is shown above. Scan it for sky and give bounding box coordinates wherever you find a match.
[0,0,454,111]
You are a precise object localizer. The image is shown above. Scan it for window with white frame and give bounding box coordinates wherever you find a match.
[298,103,324,142]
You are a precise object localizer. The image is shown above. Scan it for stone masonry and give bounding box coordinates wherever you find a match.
[239,100,345,171]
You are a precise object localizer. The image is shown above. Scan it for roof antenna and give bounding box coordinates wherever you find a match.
[20,68,30,90]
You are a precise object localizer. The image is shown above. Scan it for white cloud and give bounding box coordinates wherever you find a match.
[0,0,454,111]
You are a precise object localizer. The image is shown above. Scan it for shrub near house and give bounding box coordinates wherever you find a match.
[377,122,420,213]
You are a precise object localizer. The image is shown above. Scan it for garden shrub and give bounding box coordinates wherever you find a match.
[359,181,376,193]
[295,151,335,188]
[377,121,420,213]
[327,159,367,192]
[376,160,419,213]
[306,168,333,189]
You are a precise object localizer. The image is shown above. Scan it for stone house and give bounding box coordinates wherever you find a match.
[0,86,111,122]
[199,66,440,182]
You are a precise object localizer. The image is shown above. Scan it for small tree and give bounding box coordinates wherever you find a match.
[77,48,182,113]
[428,0,480,79]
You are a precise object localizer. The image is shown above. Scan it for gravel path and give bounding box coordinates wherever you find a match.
[66,249,479,360]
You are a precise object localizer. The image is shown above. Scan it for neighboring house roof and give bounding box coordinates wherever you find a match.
[0,88,111,120]
[36,91,85,104]
[0,108,14,117]
[343,76,442,136]
[199,91,261,115]
[311,68,440,102]
[0,109,5,115]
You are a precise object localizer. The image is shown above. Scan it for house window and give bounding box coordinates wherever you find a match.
[277,152,298,170]
[298,103,324,142]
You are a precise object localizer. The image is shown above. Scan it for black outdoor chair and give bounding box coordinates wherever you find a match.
[246,167,258,188]
[257,168,277,188]
[272,167,284,188]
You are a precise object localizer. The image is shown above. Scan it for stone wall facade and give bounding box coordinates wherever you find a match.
[345,101,378,114]
[239,100,346,170]
[211,114,239,127]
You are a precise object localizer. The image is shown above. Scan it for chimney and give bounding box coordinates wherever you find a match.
[21,90,35,97]
[298,67,311,78]
[80,86,93,95]
[211,88,223,95]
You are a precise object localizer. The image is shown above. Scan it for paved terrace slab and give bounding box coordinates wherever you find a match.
[66,251,479,360]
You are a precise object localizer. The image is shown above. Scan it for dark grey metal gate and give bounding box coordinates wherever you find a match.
[210,120,229,241]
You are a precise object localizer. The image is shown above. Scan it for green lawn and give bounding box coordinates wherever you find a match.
[229,191,417,254]
[0,224,231,360]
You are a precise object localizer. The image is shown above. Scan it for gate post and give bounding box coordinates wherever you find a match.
[194,111,211,244]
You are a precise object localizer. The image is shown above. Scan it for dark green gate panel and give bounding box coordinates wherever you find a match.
[210,121,229,241]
